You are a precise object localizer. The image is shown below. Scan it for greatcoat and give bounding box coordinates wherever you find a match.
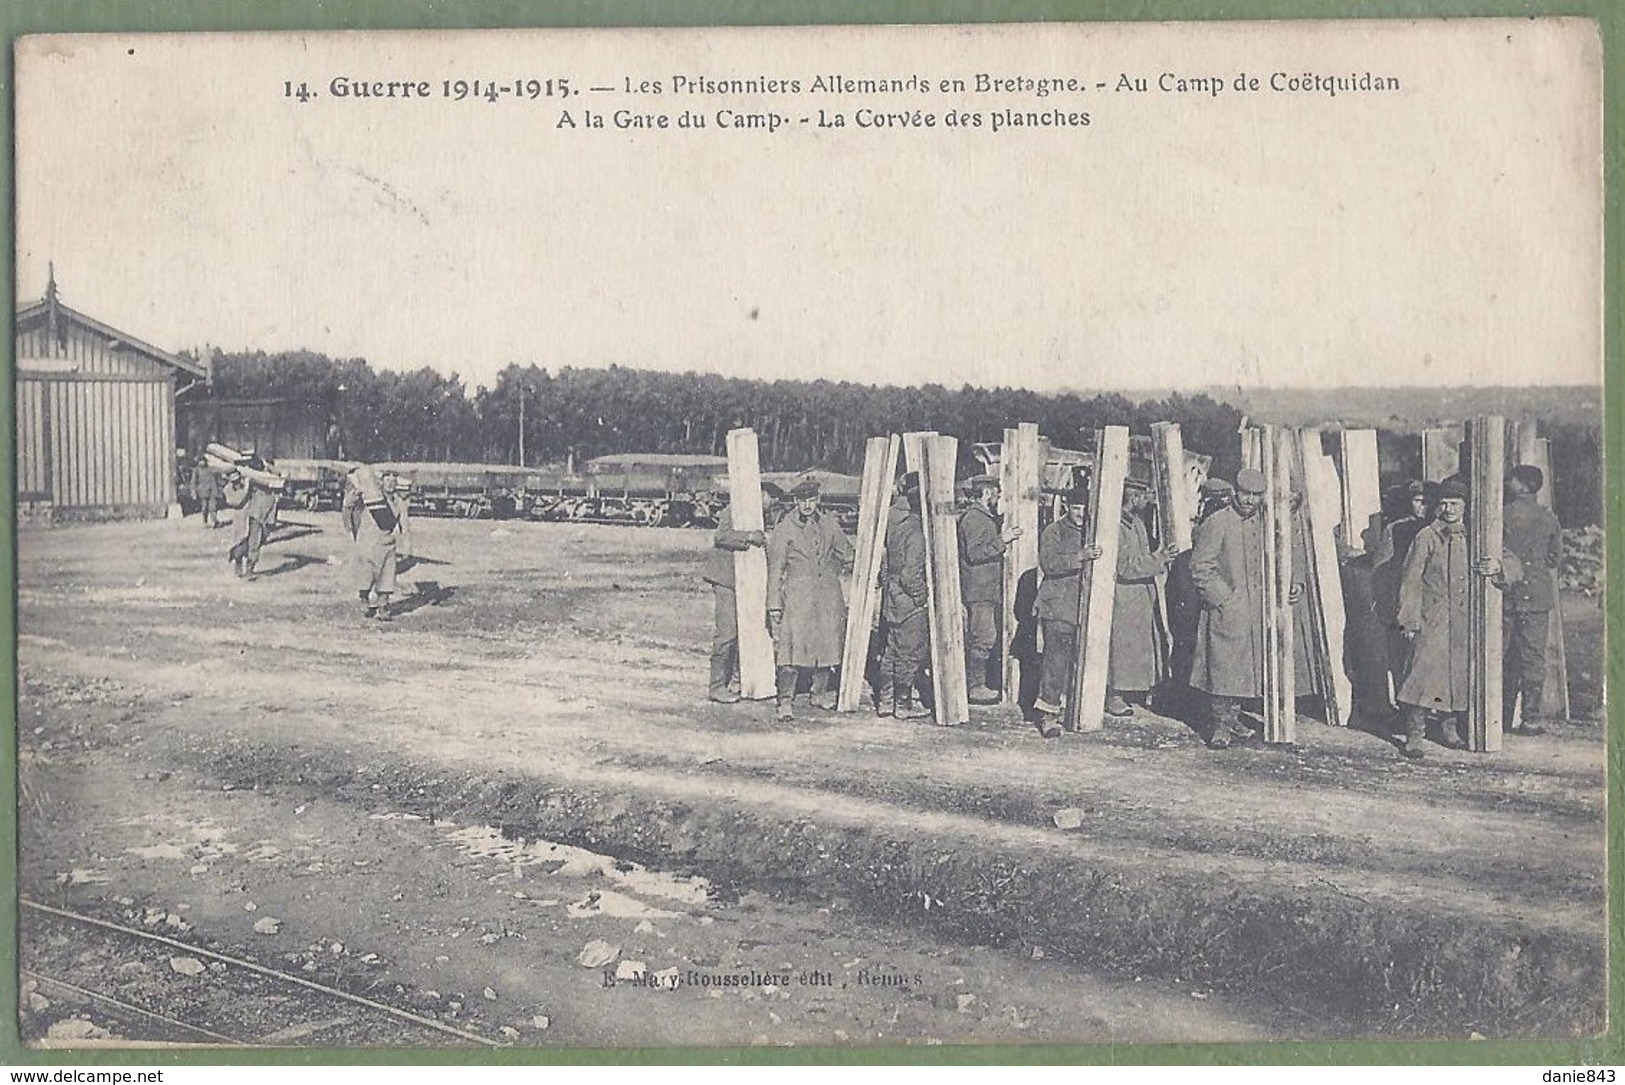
[767,510,854,668]
[1394,520,1520,712]
[1188,503,1267,698]
[1109,512,1168,692]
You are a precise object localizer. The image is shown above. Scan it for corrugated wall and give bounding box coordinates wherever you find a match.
[17,375,175,513]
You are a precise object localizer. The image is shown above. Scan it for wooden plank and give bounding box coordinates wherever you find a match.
[1335,429,1383,557]
[1149,422,1195,553]
[1297,430,1353,726]
[925,435,970,725]
[1063,426,1128,734]
[1466,416,1505,752]
[1422,426,1464,481]
[838,436,901,711]
[1000,423,1041,703]
[903,433,948,722]
[1261,426,1297,745]
[726,428,776,700]
[1510,429,1571,720]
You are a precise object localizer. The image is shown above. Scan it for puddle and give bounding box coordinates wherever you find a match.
[441,824,712,912]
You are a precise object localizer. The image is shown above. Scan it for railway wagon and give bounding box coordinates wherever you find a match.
[533,453,732,527]
[377,462,558,519]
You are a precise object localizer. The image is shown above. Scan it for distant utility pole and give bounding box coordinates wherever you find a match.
[518,386,527,466]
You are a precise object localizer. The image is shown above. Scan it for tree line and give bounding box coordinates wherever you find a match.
[198,350,1249,474]
[195,348,1599,524]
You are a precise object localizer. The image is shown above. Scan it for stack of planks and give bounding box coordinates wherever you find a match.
[904,432,969,725]
[1062,426,1128,734]
[1242,425,1297,745]
[1466,416,1505,753]
[838,436,902,711]
[1294,429,1352,726]
[999,424,1042,704]
[726,428,777,701]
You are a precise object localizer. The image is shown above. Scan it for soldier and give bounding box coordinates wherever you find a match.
[702,484,776,704]
[1107,481,1177,717]
[1031,481,1104,738]
[391,473,415,567]
[191,455,223,529]
[766,479,855,720]
[349,466,406,620]
[878,472,931,720]
[221,457,280,581]
[1393,476,1518,757]
[1188,468,1304,749]
[1162,476,1234,722]
[1501,464,1562,734]
[958,474,1023,705]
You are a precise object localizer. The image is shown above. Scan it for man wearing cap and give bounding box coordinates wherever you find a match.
[1370,480,1435,703]
[1188,467,1304,749]
[1031,480,1105,737]
[347,465,406,620]
[221,455,281,581]
[878,471,931,720]
[1163,476,1234,720]
[1393,476,1518,757]
[1501,464,1562,734]
[1108,481,1177,716]
[958,475,1024,705]
[703,485,775,703]
[191,454,224,529]
[767,479,855,719]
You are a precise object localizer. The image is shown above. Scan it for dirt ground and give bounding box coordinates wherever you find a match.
[12,510,1610,1046]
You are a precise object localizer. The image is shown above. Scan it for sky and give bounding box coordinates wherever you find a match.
[13,20,1604,394]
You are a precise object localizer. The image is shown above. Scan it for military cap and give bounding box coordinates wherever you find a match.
[1234,467,1267,494]
[790,479,821,499]
[1060,482,1091,504]
[1436,477,1469,501]
[1509,464,1545,493]
[1199,477,1234,498]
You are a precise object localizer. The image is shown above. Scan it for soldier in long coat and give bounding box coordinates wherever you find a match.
[1188,468,1304,748]
[958,475,1022,705]
[1107,482,1175,716]
[767,479,855,719]
[1031,482,1103,738]
[878,472,931,720]
[1393,477,1518,757]
[702,488,773,703]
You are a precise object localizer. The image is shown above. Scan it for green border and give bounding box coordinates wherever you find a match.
[1,0,1619,1069]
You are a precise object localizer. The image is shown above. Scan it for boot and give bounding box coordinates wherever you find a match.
[374,593,393,621]
[876,681,896,718]
[1440,713,1470,748]
[1105,691,1134,718]
[1033,709,1062,739]
[775,667,798,721]
[967,684,1001,706]
[1399,705,1429,758]
[809,668,837,711]
[895,678,931,720]
[709,651,741,703]
[1206,696,1240,749]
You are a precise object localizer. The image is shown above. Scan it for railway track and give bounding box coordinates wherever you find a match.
[20,899,506,1048]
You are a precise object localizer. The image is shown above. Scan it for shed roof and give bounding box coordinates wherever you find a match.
[16,296,206,379]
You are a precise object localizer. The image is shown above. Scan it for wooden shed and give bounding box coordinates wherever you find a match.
[14,276,207,520]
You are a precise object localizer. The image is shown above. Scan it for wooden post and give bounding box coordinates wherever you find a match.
[1335,429,1383,557]
[1296,430,1352,726]
[726,428,776,700]
[1063,426,1128,734]
[1150,422,1194,551]
[1260,426,1297,745]
[1000,423,1041,704]
[1422,426,1464,481]
[838,435,901,712]
[1511,426,1571,720]
[926,435,970,725]
[1467,416,1505,752]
